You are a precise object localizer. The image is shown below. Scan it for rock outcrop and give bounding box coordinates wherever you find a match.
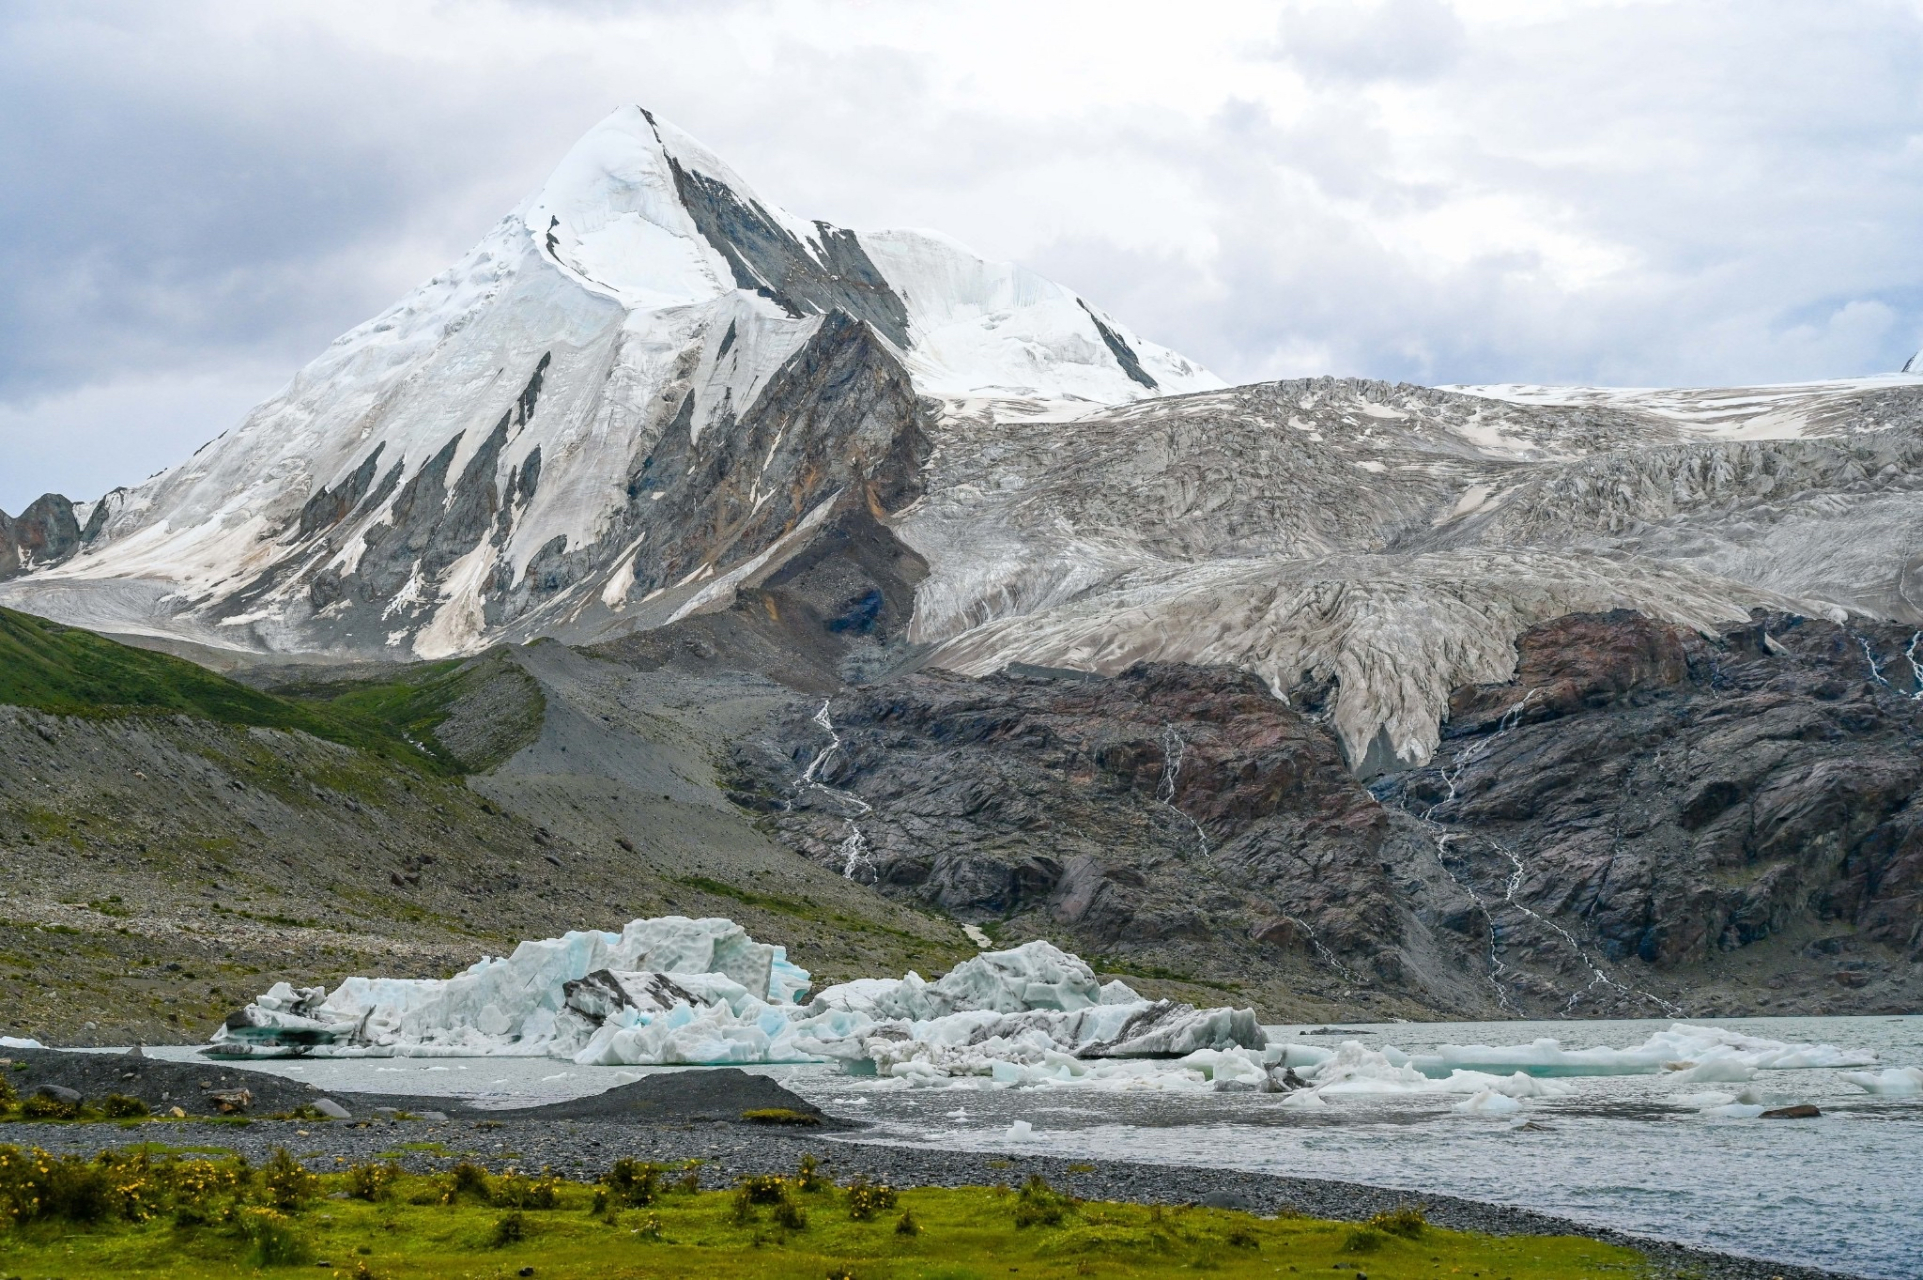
[1373,608,1923,1014]
[731,662,1496,1011]
[732,611,1923,1017]
[0,494,81,581]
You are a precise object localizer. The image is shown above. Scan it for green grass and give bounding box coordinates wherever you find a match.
[268,647,544,774]
[0,1155,1641,1280]
[0,607,546,778]
[0,607,449,773]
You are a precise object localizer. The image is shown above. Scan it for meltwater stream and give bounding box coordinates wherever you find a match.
[146,1015,1922,1279]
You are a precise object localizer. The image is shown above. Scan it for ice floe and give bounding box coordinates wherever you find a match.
[1404,1024,1875,1078]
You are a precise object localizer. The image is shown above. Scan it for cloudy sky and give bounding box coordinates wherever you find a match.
[5,0,1923,512]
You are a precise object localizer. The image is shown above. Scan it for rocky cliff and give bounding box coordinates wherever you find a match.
[729,609,1923,1018]
[0,494,82,580]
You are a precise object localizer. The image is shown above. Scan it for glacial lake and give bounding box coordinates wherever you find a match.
[137,1014,1922,1279]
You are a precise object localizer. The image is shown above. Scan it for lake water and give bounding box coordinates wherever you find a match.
[139,1014,1923,1279]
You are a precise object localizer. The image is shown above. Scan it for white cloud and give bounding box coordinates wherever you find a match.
[4,0,1923,510]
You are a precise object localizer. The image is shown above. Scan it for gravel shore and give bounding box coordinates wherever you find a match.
[3,1107,1860,1280]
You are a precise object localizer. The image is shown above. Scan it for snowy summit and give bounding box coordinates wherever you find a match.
[0,106,1216,661]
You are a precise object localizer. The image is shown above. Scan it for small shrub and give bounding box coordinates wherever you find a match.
[772,1196,809,1231]
[673,1165,701,1195]
[262,1148,318,1211]
[845,1175,897,1222]
[895,1207,922,1236]
[96,1149,167,1221]
[1367,1205,1426,1238]
[742,1107,820,1126]
[796,1153,833,1194]
[491,1210,526,1246]
[603,1157,662,1207]
[169,1156,244,1209]
[1225,1227,1260,1249]
[732,1173,798,1226]
[21,1091,81,1121]
[236,1206,314,1266]
[1013,1175,1074,1229]
[1342,1227,1386,1253]
[440,1162,493,1205]
[495,1169,560,1210]
[100,1094,150,1119]
[737,1174,792,1206]
[343,1161,399,1202]
[0,1076,17,1112]
[272,1104,334,1122]
[0,1146,120,1224]
[635,1211,662,1241]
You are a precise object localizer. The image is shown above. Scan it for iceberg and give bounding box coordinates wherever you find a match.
[212,917,810,1059]
[1840,1066,1923,1095]
[208,919,1267,1083]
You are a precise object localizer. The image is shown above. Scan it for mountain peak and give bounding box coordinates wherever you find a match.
[0,108,1217,661]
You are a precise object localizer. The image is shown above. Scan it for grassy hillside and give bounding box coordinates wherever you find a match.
[0,607,537,774]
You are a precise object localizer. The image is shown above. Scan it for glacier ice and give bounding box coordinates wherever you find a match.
[209,919,1266,1082]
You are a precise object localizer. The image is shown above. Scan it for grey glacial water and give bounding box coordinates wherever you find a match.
[144,1014,1921,1279]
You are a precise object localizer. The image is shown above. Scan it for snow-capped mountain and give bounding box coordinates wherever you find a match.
[9,106,1923,778]
[0,106,1215,659]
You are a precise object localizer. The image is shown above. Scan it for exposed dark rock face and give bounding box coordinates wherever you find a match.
[296,444,386,539]
[1077,300,1157,389]
[0,494,81,580]
[1372,608,1923,1014]
[486,307,932,630]
[725,609,1923,1016]
[594,501,927,693]
[730,662,1490,1009]
[647,107,910,348]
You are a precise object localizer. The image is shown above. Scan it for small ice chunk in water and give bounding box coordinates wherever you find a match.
[1669,1055,1757,1084]
[1455,1089,1523,1115]
[1006,1119,1038,1140]
[1706,1085,1770,1117]
[1839,1066,1923,1095]
[1679,1091,1738,1109]
[1278,1089,1326,1108]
